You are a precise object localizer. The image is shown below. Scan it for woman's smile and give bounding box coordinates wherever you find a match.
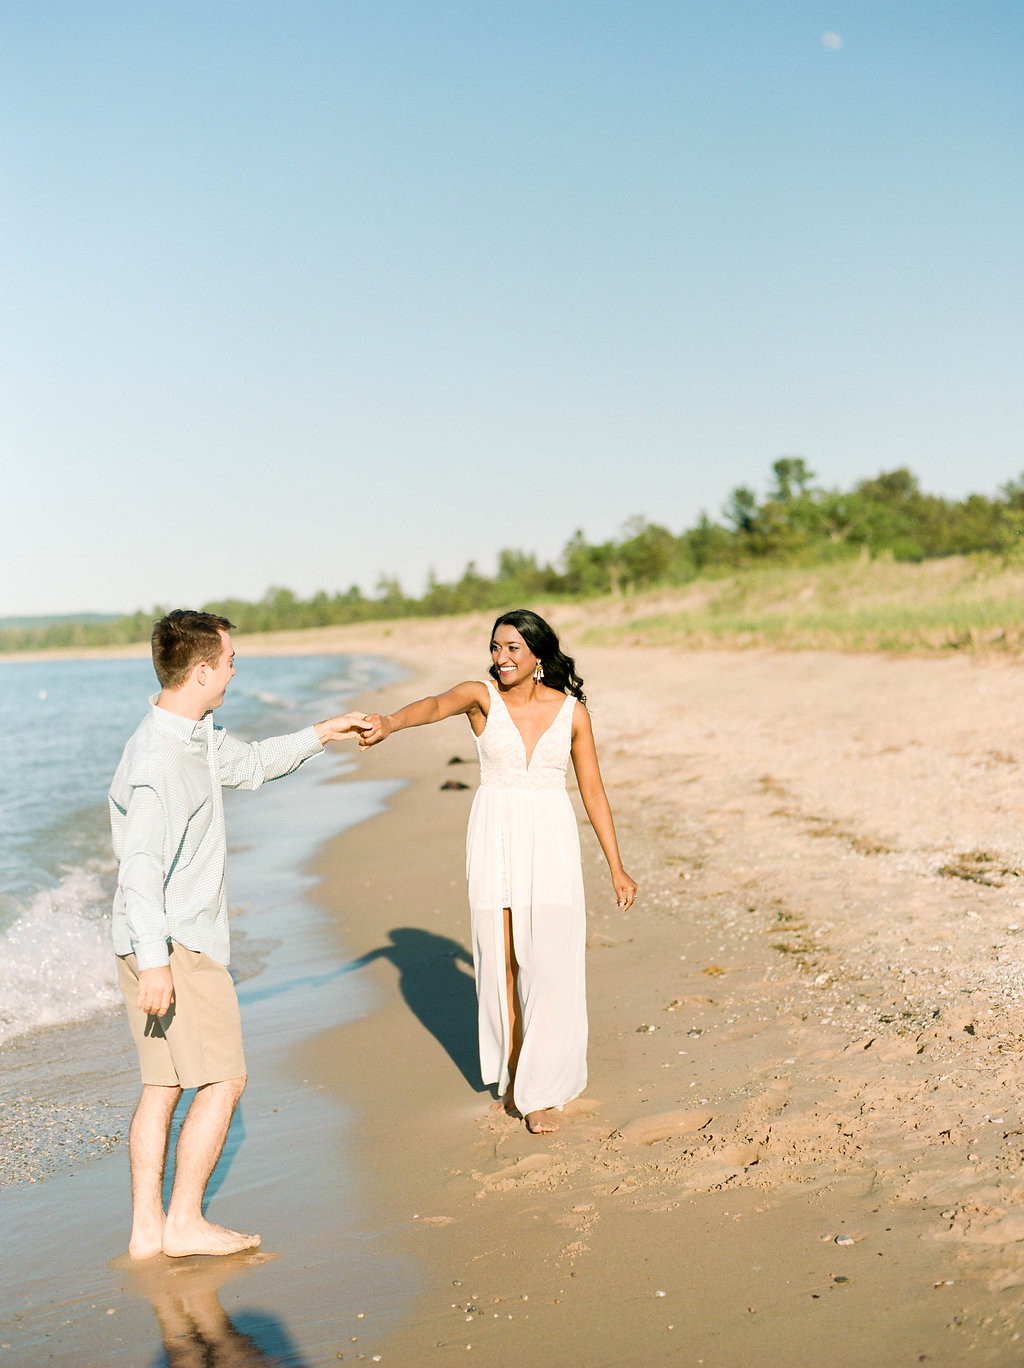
[491,625,538,683]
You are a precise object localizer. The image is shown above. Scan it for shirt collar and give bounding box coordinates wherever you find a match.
[148,694,214,744]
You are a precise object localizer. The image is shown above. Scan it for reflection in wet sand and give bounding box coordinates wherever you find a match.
[120,1251,310,1367]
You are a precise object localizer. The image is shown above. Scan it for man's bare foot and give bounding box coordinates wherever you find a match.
[128,1230,165,1260]
[128,1214,166,1260]
[525,1109,559,1134]
[161,1219,260,1259]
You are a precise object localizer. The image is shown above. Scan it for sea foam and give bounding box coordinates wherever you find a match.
[0,865,119,1045]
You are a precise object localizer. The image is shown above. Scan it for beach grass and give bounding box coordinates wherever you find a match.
[574,553,1024,654]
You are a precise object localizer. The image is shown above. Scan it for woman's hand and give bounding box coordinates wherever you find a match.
[314,712,371,745]
[358,713,394,749]
[612,869,637,912]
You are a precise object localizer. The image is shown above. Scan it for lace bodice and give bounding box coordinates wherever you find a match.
[475,680,576,791]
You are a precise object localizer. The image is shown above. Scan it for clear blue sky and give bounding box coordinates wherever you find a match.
[2,1,1021,616]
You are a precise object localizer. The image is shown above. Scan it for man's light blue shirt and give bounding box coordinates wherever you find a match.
[109,697,323,969]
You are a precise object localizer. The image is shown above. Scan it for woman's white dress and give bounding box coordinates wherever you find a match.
[466,680,587,1115]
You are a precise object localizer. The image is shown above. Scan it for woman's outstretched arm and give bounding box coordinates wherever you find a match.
[359,680,488,749]
[570,705,637,911]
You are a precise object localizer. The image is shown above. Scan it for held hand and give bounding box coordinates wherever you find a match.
[315,712,372,745]
[612,870,638,913]
[137,965,174,1017]
[358,713,393,750]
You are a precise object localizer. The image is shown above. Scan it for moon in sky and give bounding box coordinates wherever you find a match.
[822,31,843,50]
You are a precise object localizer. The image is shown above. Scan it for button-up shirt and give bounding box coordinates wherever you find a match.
[109,697,323,969]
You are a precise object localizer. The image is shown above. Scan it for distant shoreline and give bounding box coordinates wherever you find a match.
[8,555,1024,662]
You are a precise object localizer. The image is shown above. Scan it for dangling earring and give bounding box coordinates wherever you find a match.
[533,661,544,682]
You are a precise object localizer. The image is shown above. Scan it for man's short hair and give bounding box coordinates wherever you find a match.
[152,610,237,689]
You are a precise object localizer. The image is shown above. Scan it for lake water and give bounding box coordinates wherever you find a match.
[0,651,402,1046]
[0,649,427,1359]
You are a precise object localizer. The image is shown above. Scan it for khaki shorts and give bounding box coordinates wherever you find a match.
[117,942,246,1089]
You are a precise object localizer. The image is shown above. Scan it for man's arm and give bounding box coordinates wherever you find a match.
[215,713,369,790]
[117,785,175,1015]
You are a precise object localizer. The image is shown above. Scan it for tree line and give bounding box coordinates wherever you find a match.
[6,460,1024,652]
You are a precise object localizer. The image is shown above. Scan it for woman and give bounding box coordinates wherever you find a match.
[359,609,636,1134]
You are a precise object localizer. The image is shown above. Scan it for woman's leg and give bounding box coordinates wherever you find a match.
[502,907,558,1133]
[491,906,524,1114]
[503,906,523,1087]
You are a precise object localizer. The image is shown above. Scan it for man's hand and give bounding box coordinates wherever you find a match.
[357,714,393,750]
[137,965,174,1017]
[314,712,372,745]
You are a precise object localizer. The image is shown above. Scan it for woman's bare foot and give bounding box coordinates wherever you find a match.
[162,1218,261,1258]
[489,1090,521,1119]
[525,1109,559,1134]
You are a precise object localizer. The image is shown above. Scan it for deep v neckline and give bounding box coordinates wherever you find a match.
[491,685,571,770]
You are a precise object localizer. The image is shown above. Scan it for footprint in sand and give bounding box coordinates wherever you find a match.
[682,1143,762,1189]
[940,1211,1024,1246]
[988,1269,1024,1292]
[615,1109,713,1145]
[561,1097,598,1118]
[478,1153,559,1192]
[711,1142,761,1167]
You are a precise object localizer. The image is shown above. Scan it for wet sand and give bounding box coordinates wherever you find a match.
[6,615,1024,1364]
[288,624,1024,1366]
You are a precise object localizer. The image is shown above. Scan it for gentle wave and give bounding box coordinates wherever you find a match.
[0,865,120,1045]
[239,688,297,709]
[0,651,406,1048]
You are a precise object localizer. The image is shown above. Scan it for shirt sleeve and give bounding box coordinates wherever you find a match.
[118,784,171,969]
[214,725,324,790]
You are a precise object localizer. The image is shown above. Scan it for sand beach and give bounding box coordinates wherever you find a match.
[6,613,1024,1365]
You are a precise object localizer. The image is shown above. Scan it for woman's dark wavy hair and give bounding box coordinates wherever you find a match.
[489,609,586,704]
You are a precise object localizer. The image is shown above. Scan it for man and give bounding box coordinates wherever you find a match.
[109,609,367,1259]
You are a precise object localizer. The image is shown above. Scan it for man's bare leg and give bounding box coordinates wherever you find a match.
[161,1076,259,1258]
[128,1084,182,1259]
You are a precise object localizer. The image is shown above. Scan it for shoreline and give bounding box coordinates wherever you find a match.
[0,714,423,1365]
[296,632,1024,1364]
[7,626,1024,1362]
[0,648,403,1191]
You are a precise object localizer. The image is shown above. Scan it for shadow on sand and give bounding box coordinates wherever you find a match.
[347,926,483,1091]
[233,927,482,1091]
